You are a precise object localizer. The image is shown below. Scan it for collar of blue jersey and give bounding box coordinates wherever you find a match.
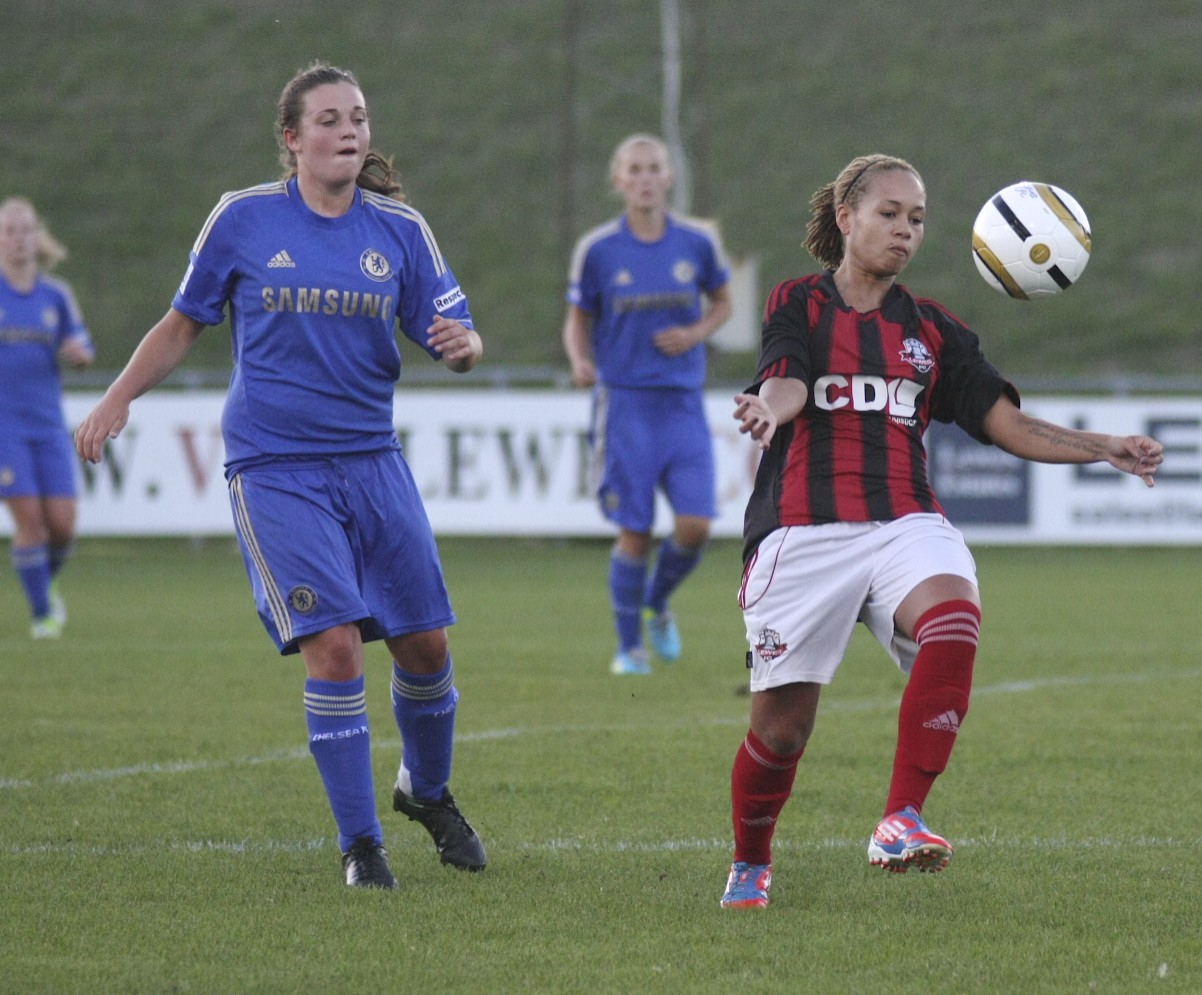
[286,176,363,225]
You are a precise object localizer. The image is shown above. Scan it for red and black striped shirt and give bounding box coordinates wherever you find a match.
[743,272,1019,561]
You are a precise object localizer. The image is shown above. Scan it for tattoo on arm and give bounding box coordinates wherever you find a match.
[1027,420,1104,459]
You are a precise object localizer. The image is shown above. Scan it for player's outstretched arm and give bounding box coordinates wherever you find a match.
[1098,433,1166,487]
[734,377,808,450]
[75,308,204,464]
[983,395,1164,487]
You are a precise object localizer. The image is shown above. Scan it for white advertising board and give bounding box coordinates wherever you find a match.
[4,391,1197,544]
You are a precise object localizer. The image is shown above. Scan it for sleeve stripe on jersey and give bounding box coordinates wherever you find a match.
[672,215,732,270]
[229,474,292,646]
[191,182,287,255]
[567,219,622,284]
[765,277,805,320]
[41,274,88,327]
[362,192,449,277]
[759,358,789,382]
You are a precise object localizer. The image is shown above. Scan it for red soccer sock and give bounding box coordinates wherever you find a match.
[730,729,803,865]
[885,600,980,816]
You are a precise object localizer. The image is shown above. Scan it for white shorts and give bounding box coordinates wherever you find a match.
[738,514,978,691]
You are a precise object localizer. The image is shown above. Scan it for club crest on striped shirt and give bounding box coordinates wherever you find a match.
[899,338,934,374]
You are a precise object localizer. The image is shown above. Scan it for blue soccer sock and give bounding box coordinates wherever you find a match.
[304,675,382,853]
[609,549,647,652]
[644,538,703,615]
[391,657,458,801]
[12,544,52,620]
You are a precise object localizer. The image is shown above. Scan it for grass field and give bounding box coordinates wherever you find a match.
[1,537,1199,993]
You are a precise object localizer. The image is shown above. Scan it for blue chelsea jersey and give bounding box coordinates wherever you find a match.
[0,272,91,436]
[566,213,729,390]
[172,178,473,468]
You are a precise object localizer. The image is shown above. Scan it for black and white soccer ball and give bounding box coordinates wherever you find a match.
[971,181,1092,300]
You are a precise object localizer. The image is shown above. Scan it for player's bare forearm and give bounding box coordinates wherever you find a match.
[653,286,732,357]
[561,304,596,387]
[984,396,1163,486]
[75,309,203,463]
[734,377,808,449]
[988,397,1109,462]
[58,336,95,369]
[1017,417,1109,461]
[111,309,203,402]
[692,285,733,343]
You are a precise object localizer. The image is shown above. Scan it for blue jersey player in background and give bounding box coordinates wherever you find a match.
[76,63,486,889]
[562,134,732,676]
[0,197,94,640]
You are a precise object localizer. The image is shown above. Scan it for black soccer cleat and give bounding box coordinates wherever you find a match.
[341,838,399,890]
[392,784,487,871]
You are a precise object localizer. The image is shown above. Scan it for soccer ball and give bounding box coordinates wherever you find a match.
[971,181,1092,300]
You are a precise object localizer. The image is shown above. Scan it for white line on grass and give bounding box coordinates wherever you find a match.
[4,834,1197,858]
[2,667,1197,794]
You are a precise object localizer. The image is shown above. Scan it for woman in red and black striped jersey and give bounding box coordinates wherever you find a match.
[719,154,1163,909]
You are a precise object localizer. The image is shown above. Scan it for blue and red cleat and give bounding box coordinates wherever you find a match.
[868,806,952,873]
[720,861,772,908]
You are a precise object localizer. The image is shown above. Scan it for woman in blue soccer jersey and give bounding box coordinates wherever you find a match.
[719,154,1164,908]
[0,197,94,639]
[562,133,732,676]
[75,63,486,889]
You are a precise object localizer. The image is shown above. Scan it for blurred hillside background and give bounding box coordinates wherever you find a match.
[4,0,1199,388]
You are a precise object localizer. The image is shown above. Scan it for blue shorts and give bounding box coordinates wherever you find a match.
[228,450,455,655]
[0,431,78,499]
[589,386,716,532]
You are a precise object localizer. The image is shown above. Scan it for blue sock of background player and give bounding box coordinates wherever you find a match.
[12,544,52,620]
[608,549,646,654]
[644,537,702,615]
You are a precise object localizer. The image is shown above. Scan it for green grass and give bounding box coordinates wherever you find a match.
[1,538,1199,993]
[4,0,1201,382]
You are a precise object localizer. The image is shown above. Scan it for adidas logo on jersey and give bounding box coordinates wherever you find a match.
[922,710,961,732]
[267,250,296,269]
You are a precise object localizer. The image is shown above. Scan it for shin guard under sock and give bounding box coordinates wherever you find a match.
[304,675,381,852]
[885,600,980,815]
[730,729,803,865]
[391,657,458,801]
